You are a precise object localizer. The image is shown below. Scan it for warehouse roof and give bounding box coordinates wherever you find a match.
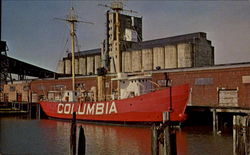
[0,55,55,78]
[128,32,209,51]
[66,48,101,59]
[150,61,250,74]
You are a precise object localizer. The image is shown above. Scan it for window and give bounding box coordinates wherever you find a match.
[242,76,250,83]
[9,86,15,92]
[218,89,238,107]
[195,78,213,85]
[157,80,167,87]
[23,85,30,91]
[105,82,109,88]
[37,85,45,91]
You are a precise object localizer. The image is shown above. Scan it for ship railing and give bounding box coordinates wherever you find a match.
[117,88,160,100]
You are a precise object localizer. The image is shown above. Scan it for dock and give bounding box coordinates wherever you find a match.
[0,102,41,119]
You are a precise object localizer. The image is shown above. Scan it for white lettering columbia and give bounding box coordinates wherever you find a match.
[57,102,118,115]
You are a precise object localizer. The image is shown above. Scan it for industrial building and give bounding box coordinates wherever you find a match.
[57,32,214,75]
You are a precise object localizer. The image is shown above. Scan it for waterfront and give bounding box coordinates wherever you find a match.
[0,116,233,155]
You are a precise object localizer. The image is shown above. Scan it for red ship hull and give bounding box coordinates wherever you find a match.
[39,84,189,122]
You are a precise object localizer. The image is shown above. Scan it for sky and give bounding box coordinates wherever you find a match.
[2,0,250,71]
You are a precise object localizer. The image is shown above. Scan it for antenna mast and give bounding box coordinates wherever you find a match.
[55,7,93,91]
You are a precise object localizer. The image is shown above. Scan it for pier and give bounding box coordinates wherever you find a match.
[233,115,250,155]
[185,106,250,133]
[0,102,41,119]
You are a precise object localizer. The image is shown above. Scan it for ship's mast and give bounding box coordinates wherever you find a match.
[55,7,93,91]
[69,7,77,91]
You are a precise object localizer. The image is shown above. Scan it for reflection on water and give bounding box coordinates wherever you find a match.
[82,124,151,155]
[181,126,233,155]
[0,117,232,155]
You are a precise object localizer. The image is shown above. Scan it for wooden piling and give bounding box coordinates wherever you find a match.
[164,125,171,155]
[212,109,218,133]
[170,131,177,155]
[28,102,31,118]
[78,125,86,155]
[163,111,176,155]
[151,124,158,155]
[147,112,175,155]
[163,111,168,123]
[151,102,177,155]
[36,103,41,119]
[70,112,77,155]
[233,115,250,155]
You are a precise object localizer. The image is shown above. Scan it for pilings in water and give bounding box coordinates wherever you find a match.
[233,115,250,155]
[78,126,86,155]
[0,102,41,119]
[151,111,177,155]
[151,124,159,155]
[0,102,29,114]
[28,102,41,119]
[36,103,41,119]
[70,112,86,155]
[212,109,219,133]
[70,112,77,155]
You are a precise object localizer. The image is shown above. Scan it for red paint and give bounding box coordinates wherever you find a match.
[40,84,189,122]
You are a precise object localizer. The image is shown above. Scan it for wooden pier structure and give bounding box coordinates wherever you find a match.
[0,102,41,119]
[185,105,250,134]
[151,112,177,155]
[233,115,250,155]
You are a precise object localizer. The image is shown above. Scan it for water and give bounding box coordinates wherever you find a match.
[0,116,233,155]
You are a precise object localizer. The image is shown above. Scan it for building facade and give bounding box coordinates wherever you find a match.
[57,32,214,76]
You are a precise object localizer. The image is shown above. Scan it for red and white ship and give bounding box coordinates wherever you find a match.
[40,74,189,122]
[39,3,190,123]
